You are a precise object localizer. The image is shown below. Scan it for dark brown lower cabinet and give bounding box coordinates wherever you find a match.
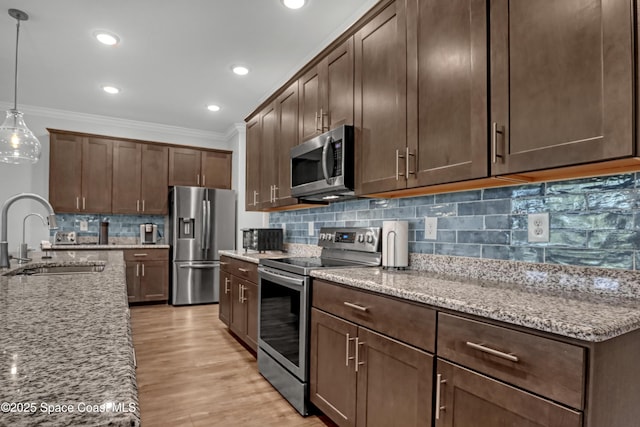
[435,360,581,427]
[229,275,258,352]
[218,270,232,325]
[124,249,169,303]
[310,308,433,427]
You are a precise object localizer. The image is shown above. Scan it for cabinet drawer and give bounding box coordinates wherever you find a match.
[123,249,169,261]
[312,279,435,352]
[220,256,258,283]
[437,313,585,409]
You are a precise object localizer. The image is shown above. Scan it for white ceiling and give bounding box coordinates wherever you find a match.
[0,0,378,135]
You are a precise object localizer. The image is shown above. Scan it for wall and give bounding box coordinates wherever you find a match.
[0,104,263,251]
[270,173,640,270]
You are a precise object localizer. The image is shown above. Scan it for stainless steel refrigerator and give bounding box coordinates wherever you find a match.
[170,186,236,305]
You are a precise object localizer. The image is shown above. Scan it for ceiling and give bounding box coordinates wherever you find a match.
[0,0,378,135]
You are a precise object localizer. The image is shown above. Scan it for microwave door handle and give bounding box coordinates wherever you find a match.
[321,136,332,185]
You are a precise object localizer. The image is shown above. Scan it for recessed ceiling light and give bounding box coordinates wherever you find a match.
[102,85,120,95]
[282,0,306,9]
[94,31,120,46]
[232,66,249,76]
[207,104,221,112]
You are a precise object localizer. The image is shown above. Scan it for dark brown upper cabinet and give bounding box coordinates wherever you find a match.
[168,147,232,189]
[259,102,278,207]
[354,0,408,195]
[407,0,488,187]
[49,132,112,213]
[490,0,634,176]
[274,82,300,207]
[245,116,262,211]
[113,141,168,215]
[299,37,354,144]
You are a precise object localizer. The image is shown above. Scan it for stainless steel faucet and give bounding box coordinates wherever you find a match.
[15,213,47,263]
[0,193,57,268]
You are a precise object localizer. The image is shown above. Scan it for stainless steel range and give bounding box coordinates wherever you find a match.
[257,227,381,415]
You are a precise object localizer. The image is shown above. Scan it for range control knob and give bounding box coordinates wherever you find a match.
[366,234,374,244]
[326,233,333,241]
[357,234,364,243]
[319,233,326,241]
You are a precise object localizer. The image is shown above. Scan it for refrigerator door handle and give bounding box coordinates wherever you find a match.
[206,200,212,252]
[201,199,208,251]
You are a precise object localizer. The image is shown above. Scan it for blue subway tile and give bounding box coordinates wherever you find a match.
[549,230,588,247]
[432,230,456,243]
[438,216,484,230]
[409,242,434,254]
[356,209,383,220]
[416,203,457,217]
[512,195,587,214]
[481,245,511,260]
[347,199,371,211]
[458,199,510,216]
[435,243,481,258]
[435,190,481,203]
[546,174,635,195]
[546,249,634,270]
[407,218,424,230]
[382,207,417,219]
[345,221,370,227]
[636,252,639,270]
[484,215,510,230]
[399,195,435,207]
[458,230,510,245]
[369,199,399,209]
[336,211,358,221]
[553,212,633,230]
[586,191,637,211]
[483,184,544,200]
[588,231,640,250]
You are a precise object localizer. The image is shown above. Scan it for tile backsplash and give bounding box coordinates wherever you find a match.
[52,213,166,242]
[269,173,640,270]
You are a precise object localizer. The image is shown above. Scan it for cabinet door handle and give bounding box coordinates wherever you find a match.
[142,200,145,212]
[253,190,258,206]
[354,337,365,372]
[136,263,139,277]
[224,277,230,294]
[492,122,504,164]
[76,197,80,210]
[315,111,320,132]
[238,284,242,303]
[197,174,200,185]
[82,197,86,210]
[141,263,145,277]
[238,268,249,273]
[466,341,519,363]
[136,200,140,212]
[395,149,407,180]
[344,301,368,312]
[321,108,329,131]
[273,185,278,202]
[202,175,206,187]
[241,285,247,303]
[406,147,415,177]
[435,373,447,420]
[345,333,356,367]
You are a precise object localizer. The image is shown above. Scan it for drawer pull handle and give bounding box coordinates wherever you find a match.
[343,301,368,312]
[466,341,519,363]
[435,374,447,420]
[238,267,249,273]
[220,262,229,265]
[133,254,148,257]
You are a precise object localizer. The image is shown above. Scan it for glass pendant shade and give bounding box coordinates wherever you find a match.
[0,109,41,164]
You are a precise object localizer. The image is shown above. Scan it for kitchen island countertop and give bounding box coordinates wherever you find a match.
[0,251,139,426]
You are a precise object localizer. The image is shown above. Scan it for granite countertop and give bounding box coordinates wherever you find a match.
[52,244,170,250]
[218,249,290,264]
[0,251,140,426]
[311,267,640,343]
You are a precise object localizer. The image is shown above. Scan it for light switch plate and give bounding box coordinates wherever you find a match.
[80,220,88,231]
[528,212,550,242]
[424,217,438,240]
[308,221,314,236]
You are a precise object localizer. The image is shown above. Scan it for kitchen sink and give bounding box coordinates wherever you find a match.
[4,263,106,276]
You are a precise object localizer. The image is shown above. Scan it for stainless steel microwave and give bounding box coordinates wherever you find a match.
[290,125,354,202]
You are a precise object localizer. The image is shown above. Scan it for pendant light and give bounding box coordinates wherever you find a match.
[0,9,41,165]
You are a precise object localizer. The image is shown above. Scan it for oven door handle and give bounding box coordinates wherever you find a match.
[258,267,306,289]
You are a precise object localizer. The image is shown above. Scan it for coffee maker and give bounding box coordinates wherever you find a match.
[140,223,158,244]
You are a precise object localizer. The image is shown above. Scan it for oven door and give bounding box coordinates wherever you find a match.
[258,266,310,381]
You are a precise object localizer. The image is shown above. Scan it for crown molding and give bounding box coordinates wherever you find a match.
[224,122,246,140]
[0,102,229,143]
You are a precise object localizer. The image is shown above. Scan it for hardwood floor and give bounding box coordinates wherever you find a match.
[130,304,335,427]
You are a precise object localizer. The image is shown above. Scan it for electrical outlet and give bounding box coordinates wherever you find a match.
[528,212,550,242]
[424,217,438,240]
[308,221,314,236]
[80,220,88,231]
